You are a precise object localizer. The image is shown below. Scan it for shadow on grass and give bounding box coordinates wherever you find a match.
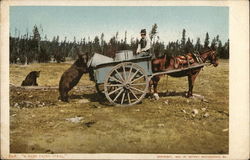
[158,91,187,97]
[69,90,188,106]
[69,92,111,106]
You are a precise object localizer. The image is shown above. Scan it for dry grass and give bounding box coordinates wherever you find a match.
[9,60,229,153]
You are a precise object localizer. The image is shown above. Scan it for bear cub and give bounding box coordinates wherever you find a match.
[21,71,41,86]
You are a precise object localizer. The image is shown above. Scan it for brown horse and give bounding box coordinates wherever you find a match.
[150,49,219,99]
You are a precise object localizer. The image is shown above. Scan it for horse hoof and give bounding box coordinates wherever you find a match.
[153,93,160,100]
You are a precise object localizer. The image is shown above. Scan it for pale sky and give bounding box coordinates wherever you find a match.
[10,6,229,44]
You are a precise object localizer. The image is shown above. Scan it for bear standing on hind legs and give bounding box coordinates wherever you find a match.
[21,71,41,86]
[59,52,89,102]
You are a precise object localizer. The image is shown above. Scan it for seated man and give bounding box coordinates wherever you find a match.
[136,29,151,57]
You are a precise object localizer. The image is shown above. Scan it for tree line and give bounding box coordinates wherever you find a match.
[10,24,229,64]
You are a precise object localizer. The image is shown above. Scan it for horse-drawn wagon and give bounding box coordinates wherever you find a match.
[87,49,217,106]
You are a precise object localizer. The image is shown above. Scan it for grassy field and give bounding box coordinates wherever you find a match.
[9,60,229,153]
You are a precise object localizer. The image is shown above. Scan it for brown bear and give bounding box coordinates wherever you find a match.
[21,71,41,86]
[59,53,88,102]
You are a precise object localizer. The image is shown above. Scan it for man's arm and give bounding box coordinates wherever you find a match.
[136,43,141,53]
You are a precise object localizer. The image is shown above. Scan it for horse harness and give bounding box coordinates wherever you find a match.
[174,52,203,69]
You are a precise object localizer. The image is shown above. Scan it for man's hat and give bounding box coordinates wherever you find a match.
[140,29,146,34]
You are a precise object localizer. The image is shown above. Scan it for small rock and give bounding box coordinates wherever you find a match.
[181,109,187,114]
[157,123,165,127]
[186,99,190,103]
[192,109,199,115]
[66,116,84,123]
[202,99,209,103]
[17,92,21,95]
[164,100,169,105]
[222,128,229,132]
[31,115,35,118]
[28,95,33,98]
[158,106,162,109]
[14,103,19,107]
[135,109,140,112]
[203,112,209,117]
[201,107,207,111]
[60,110,64,112]
[11,114,17,117]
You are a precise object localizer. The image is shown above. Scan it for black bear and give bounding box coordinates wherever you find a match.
[21,71,41,86]
[59,53,88,102]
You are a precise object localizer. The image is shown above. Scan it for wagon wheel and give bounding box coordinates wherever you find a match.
[104,62,148,106]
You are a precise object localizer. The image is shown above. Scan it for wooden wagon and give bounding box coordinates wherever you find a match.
[88,50,206,106]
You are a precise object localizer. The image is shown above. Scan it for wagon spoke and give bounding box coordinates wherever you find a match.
[129,88,139,100]
[109,76,123,84]
[114,69,124,81]
[113,88,124,102]
[106,84,123,87]
[131,75,145,83]
[129,69,140,81]
[122,64,126,81]
[121,92,125,104]
[108,86,123,95]
[127,64,133,81]
[130,83,147,86]
[127,92,131,104]
[130,86,145,93]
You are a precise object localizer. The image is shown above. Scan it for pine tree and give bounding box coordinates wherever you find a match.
[195,37,202,52]
[181,29,186,54]
[210,37,217,50]
[100,33,104,54]
[185,37,194,53]
[124,31,127,44]
[204,32,210,49]
[216,40,223,58]
[150,23,158,56]
[150,23,158,41]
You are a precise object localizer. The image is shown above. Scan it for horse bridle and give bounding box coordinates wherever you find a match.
[208,51,217,65]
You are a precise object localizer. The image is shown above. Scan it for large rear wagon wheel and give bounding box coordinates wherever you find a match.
[104,62,149,106]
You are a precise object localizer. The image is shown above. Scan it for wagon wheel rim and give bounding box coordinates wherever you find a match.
[104,62,148,106]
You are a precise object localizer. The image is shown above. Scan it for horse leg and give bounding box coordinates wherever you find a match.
[187,70,200,97]
[187,75,193,97]
[153,76,160,100]
[147,79,153,98]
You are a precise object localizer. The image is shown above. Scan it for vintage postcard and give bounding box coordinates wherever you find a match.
[1,0,249,159]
